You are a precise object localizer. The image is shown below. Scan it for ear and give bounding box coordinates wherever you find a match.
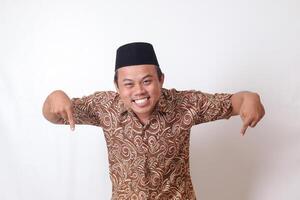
[114,81,119,93]
[159,74,165,86]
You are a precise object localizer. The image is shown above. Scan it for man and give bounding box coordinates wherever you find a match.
[42,42,265,199]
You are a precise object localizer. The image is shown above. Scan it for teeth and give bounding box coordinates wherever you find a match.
[134,98,148,105]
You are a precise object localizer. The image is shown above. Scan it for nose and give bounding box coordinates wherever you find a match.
[134,83,146,95]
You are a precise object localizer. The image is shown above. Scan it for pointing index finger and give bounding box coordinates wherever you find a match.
[241,117,252,136]
[240,124,248,136]
[66,109,75,131]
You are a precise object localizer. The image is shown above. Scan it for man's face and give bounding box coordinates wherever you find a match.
[115,64,164,121]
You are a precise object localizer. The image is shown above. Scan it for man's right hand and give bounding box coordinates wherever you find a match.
[42,90,75,131]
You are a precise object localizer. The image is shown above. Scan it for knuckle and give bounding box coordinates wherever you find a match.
[64,104,72,111]
[57,108,65,113]
[51,108,61,115]
[50,108,56,114]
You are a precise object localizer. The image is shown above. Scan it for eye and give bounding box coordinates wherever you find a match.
[124,82,133,87]
[143,79,152,85]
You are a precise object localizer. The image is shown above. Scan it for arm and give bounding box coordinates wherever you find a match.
[42,90,75,131]
[230,91,265,135]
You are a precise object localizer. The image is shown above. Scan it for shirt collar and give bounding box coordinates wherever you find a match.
[155,88,172,114]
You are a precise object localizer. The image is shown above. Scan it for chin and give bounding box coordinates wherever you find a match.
[132,107,151,114]
[132,106,154,115]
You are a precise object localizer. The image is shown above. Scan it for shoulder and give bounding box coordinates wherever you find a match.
[92,91,118,101]
[87,91,122,108]
[72,91,119,106]
[159,88,207,113]
[162,88,206,102]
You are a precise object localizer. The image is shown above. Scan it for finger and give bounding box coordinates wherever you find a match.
[240,124,248,136]
[250,120,257,127]
[240,117,252,136]
[59,111,69,122]
[66,109,75,131]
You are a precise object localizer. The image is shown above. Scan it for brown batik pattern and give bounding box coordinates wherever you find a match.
[67,88,232,200]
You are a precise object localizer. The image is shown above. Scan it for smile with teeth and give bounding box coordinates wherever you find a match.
[132,97,150,107]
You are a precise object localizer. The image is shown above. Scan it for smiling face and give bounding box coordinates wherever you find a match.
[115,64,164,123]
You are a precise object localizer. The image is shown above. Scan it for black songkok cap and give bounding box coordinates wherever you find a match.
[115,42,159,71]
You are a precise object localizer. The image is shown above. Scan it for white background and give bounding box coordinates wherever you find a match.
[1,0,299,199]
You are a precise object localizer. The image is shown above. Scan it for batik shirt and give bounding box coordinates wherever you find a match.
[68,88,232,200]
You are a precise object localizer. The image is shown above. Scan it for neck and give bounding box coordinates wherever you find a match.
[136,115,149,125]
[134,112,152,125]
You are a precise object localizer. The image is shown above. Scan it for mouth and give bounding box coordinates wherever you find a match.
[132,97,150,107]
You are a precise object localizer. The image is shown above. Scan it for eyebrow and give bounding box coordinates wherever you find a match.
[142,75,153,80]
[122,75,153,82]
